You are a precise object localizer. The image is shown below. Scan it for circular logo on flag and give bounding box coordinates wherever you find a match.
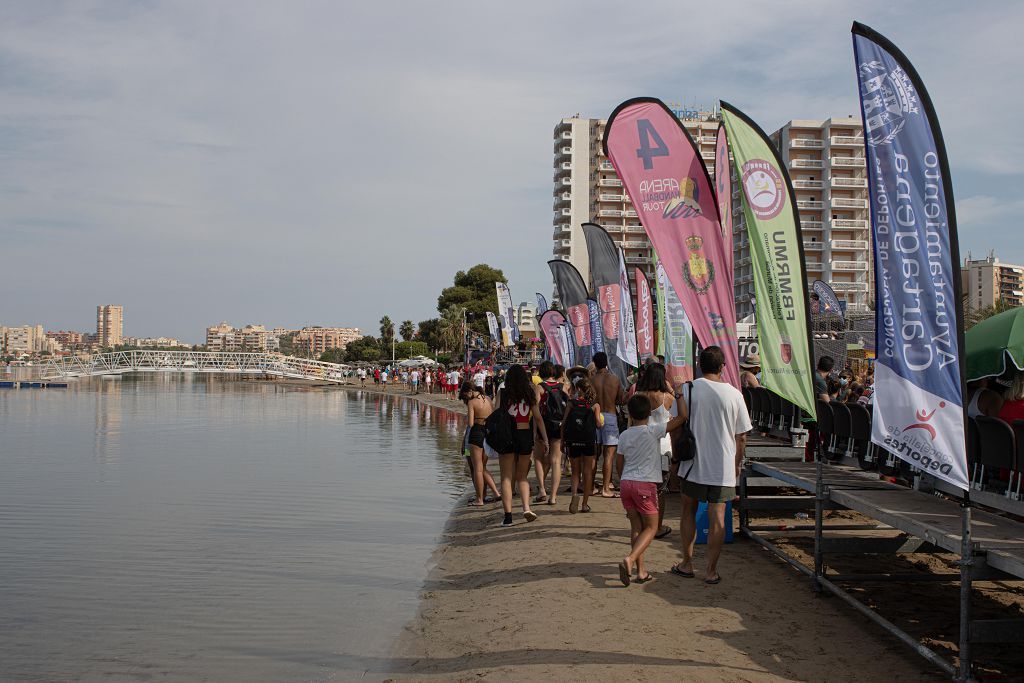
[741,159,785,220]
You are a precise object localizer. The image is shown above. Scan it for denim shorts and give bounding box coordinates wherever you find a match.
[597,412,619,446]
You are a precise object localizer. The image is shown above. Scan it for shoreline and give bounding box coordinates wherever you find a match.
[315,382,940,681]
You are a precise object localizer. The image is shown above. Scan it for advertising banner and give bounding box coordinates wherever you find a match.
[582,223,634,386]
[721,102,816,417]
[538,310,567,366]
[495,282,515,347]
[536,293,549,316]
[587,299,605,356]
[485,311,500,343]
[634,267,655,362]
[561,323,575,367]
[657,261,694,387]
[853,22,967,490]
[604,98,739,387]
[549,259,595,366]
[812,279,846,325]
[617,249,639,367]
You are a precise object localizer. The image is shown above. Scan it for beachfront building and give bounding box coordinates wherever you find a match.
[205,323,276,352]
[551,112,873,319]
[962,254,1024,311]
[514,302,538,336]
[291,327,362,356]
[121,336,191,348]
[96,305,123,348]
[552,107,720,308]
[759,118,872,319]
[0,324,46,355]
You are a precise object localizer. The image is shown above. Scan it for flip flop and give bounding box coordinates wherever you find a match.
[618,561,631,586]
[655,525,672,539]
[545,499,557,506]
[600,492,620,499]
[523,510,538,522]
[580,505,592,513]
[635,574,654,584]
[533,494,548,503]
[704,576,722,585]
[670,566,695,578]
[569,495,580,514]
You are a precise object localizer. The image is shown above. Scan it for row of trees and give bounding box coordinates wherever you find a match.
[322,264,508,365]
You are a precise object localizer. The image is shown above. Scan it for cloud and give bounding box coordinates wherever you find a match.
[0,1,1020,339]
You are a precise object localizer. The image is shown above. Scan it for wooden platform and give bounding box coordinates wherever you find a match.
[751,461,1024,579]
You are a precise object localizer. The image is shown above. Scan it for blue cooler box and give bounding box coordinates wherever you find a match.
[695,500,734,544]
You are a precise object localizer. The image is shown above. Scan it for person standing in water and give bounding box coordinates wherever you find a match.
[460,381,501,506]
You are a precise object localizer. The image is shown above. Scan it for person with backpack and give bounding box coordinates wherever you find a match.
[488,364,548,527]
[532,361,568,506]
[562,376,603,514]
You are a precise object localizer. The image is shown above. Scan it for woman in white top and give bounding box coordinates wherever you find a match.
[632,363,680,540]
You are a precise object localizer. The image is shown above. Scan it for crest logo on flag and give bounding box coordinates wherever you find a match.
[741,159,785,220]
[858,60,919,147]
[683,235,715,293]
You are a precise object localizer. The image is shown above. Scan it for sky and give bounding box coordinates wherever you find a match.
[1,1,1021,343]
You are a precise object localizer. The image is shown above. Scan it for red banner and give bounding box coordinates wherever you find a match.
[604,98,739,386]
[634,268,654,362]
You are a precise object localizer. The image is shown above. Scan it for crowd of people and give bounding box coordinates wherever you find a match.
[451,349,749,587]
[740,352,876,407]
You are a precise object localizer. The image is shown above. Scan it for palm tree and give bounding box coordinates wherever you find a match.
[379,316,395,344]
[438,305,465,355]
[399,320,416,342]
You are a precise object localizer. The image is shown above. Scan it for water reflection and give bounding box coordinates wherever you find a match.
[0,377,468,681]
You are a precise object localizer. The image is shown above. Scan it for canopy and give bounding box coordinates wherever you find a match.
[965,307,1024,381]
[398,356,437,368]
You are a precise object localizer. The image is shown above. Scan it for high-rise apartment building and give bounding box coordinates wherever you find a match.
[291,327,362,355]
[0,324,45,355]
[552,112,873,321]
[962,254,1024,310]
[96,305,124,347]
[205,323,276,352]
[514,302,538,336]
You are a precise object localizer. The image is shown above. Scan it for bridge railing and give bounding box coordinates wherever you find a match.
[40,350,351,384]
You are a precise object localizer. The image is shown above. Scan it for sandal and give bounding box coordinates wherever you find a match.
[670,565,695,578]
[635,574,654,584]
[533,494,548,504]
[655,525,672,539]
[618,561,631,587]
[704,575,722,585]
[580,505,592,513]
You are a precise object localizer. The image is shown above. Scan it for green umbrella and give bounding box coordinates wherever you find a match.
[965,307,1024,381]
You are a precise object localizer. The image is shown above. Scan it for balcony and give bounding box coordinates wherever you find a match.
[801,220,823,230]
[791,159,823,169]
[736,256,751,267]
[558,145,572,156]
[560,177,572,186]
[738,274,753,285]
[701,150,716,160]
[560,131,572,140]
[598,193,624,202]
[832,260,870,271]
[829,281,869,292]
[554,224,571,235]
[700,136,717,144]
[831,177,867,188]
[831,239,868,250]
[797,200,824,210]
[806,261,824,271]
[831,157,866,167]
[559,161,572,170]
[831,197,869,209]
[625,225,645,233]
[790,138,824,149]
[598,178,622,187]
[830,135,864,146]
[623,240,648,249]
[599,161,615,171]
[559,208,572,217]
[625,256,650,264]
[833,218,868,229]
[557,191,571,202]
[803,241,824,251]
[624,209,638,218]
[792,179,823,189]
[598,209,624,218]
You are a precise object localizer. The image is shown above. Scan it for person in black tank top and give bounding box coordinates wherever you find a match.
[460,382,500,506]
[533,361,568,506]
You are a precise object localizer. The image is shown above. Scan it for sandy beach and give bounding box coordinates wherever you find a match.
[312,383,932,681]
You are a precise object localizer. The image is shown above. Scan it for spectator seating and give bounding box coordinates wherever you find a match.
[973,416,1016,496]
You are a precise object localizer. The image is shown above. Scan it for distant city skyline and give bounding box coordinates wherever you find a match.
[2,3,1021,339]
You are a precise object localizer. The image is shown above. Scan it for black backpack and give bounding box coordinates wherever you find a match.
[484,404,516,453]
[539,383,567,424]
[563,399,597,445]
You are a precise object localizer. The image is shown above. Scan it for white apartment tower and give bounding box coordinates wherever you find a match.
[553,113,873,322]
[96,305,124,348]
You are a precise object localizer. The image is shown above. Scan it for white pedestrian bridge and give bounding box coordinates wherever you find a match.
[40,350,350,383]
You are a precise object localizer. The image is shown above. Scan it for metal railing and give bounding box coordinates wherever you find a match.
[41,350,353,383]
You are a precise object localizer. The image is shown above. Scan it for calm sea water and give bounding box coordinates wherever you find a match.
[0,375,468,681]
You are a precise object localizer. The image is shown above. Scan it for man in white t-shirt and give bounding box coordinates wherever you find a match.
[672,345,751,585]
[410,369,420,394]
[473,368,486,390]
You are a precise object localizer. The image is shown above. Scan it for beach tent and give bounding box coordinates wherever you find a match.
[398,356,438,368]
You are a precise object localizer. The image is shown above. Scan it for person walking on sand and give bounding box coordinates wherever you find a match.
[591,352,625,498]
[562,375,602,514]
[424,367,433,394]
[410,368,420,394]
[460,381,502,506]
[632,362,677,540]
[533,361,568,505]
[491,365,548,527]
[616,393,689,586]
[671,346,751,585]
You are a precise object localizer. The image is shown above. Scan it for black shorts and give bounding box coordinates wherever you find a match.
[567,442,596,458]
[468,424,485,448]
[512,428,534,456]
[543,419,561,440]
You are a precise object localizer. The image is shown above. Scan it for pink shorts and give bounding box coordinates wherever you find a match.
[620,480,659,516]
